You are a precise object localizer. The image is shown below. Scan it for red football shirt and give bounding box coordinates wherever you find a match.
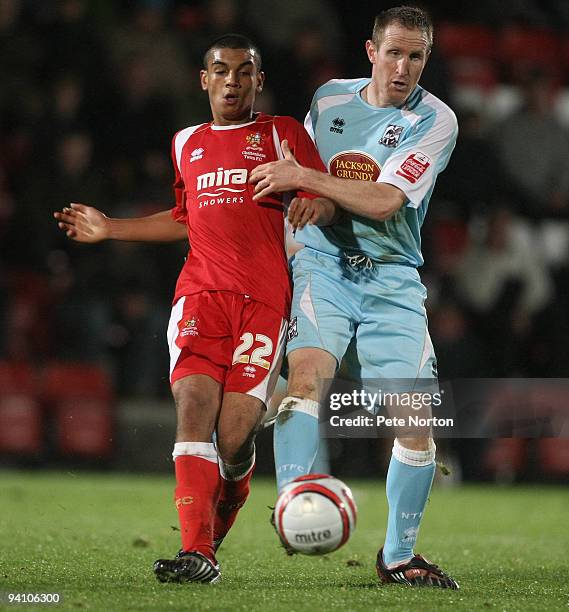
[170,113,326,318]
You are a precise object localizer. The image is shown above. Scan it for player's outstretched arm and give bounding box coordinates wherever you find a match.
[250,140,405,222]
[54,203,111,243]
[54,203,187,243]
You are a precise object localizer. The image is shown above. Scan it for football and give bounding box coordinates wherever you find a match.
[274,474,357,555]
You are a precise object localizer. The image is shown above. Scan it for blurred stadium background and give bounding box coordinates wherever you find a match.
[1,0,569,482]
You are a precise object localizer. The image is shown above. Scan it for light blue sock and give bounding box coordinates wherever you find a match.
[274,396,320,492]
[383,439,436,566]
[311,437,330,475]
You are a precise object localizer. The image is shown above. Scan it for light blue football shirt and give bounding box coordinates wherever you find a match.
[295,78,458,267]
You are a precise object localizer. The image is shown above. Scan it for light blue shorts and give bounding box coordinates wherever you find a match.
[286,248,437,380]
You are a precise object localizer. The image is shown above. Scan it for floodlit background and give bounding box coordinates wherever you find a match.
[1,0,569,481]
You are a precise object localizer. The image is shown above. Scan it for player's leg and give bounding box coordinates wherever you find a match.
[266,376,332,479]
[274,347,336,490]
[311,426,331,474]
[357,265,457,588]
[273,249,355,491]
[154,293,231,584]
[212,296,288,548]
[213,391,265,550]
[381,436,436,561]
[153,373,224,584]
[171,375,223,563]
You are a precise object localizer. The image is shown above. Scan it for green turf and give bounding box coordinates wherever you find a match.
[1,471,568,611]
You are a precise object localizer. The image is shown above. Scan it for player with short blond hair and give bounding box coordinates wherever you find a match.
[251,6,460,589]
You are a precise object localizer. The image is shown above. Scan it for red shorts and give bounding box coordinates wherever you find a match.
[167,291,288,405]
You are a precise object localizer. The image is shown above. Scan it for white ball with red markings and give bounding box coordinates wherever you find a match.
[274,474,357,555]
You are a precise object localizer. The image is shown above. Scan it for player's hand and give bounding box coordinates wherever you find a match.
[53,202,110,243]
[288,197,338,230]
[249,140,304,200]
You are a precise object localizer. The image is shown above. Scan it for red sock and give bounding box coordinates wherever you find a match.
[213,464,255,544]
[174,455,220,562]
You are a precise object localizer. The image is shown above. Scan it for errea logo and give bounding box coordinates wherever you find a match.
[190,148,204,162]
[243,365,257,379]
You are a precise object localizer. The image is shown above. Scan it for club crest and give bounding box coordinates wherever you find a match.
[379,124,404,148]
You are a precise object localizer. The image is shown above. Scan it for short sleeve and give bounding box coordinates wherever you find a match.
[379,107,458,208]
[170,124,204,224]
[304,106,317,143]
[170,131,187,224]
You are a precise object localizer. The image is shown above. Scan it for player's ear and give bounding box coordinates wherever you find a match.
[200,69,208,91]
[365,39,377,64]
[256,70,265,93]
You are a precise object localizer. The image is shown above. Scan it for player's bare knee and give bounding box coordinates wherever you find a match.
[394,437,436,465]
[397,436,433,452]
[287,378,320,399]
[171,375,221,440]
[216,393,263,463]
[172,375,220,409]
[287,363,328,399]
[217,431,256,465]
[287,348,336,400]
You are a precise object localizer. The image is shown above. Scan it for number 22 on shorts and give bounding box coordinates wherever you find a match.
[232,333,273,369]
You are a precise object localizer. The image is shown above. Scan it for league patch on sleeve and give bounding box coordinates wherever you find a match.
[395,152,431,183]
[287,316,298,341]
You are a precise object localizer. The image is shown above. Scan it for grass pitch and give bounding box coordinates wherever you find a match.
[1,471,567,611]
